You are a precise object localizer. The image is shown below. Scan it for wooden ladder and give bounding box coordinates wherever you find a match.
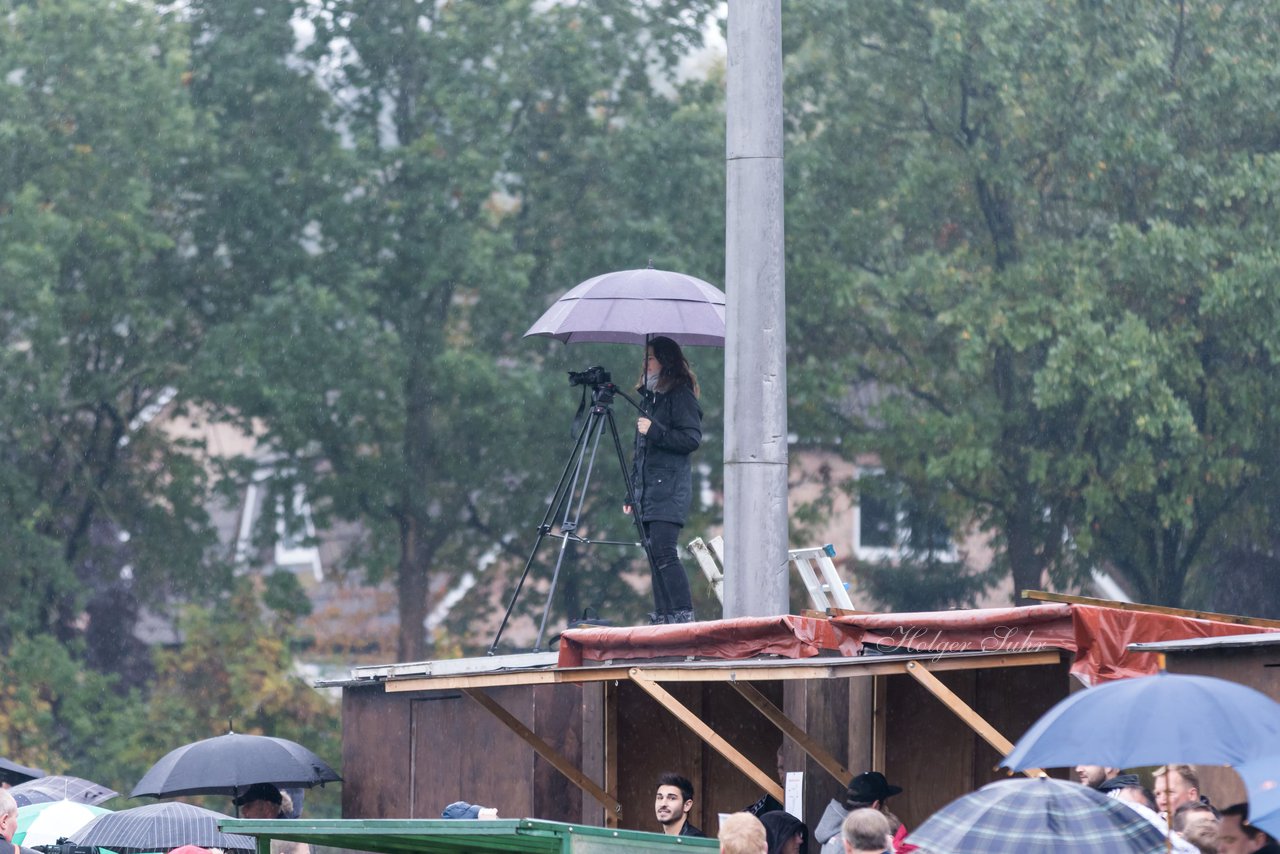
[686,535,855,611]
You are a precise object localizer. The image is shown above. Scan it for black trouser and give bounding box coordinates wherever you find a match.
[644,520,693,614]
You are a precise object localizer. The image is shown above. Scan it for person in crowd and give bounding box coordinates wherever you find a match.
[1154,764,1203,819]
[1172,802,1220,854]
[814,772,914,854]
[759,810,807,854]
[841,809,894,854]
[1174,802,1221,836]
[0,790,22,854]
[654,772,705,838]
[235,784,311,854]
[719,812,767,854]
[1110,794,1199,854]
[1218,803,1280,854]
[625,336,703,625]
[235,783,287,819]
[1076,765,1121,788]
[1109,783,1159,811]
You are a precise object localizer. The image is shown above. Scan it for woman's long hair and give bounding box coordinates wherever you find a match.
[640,335,700,398]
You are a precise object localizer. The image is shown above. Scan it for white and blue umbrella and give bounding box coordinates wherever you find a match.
[15,801,111,847]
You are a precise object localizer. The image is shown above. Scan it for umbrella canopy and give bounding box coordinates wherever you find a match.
[15,801,111,847]
[130,732,341,799]
[11,774,120,806]
[1001,671,1280,771]
[1235,753,1280,840]
[0,757,46,786]
[68,801,253,854]
[906,777,1169,854]
[524,268,727,347]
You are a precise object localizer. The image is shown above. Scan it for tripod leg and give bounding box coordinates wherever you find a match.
[489,407,598,655]
[534,408,609,651]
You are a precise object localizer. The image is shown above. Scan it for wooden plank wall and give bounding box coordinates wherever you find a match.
[614,679,785,837]
[341,682,584,822]
[785,675,872,827]
[883,660,1071,831]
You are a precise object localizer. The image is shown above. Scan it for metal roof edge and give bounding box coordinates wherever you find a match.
[1128,632,1280,653]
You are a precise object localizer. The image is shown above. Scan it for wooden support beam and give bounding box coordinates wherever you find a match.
[729,681,852,787]
[462,688,622,820]
[1022,590,1280,629]
[871,674,887,774]
[903,660,1043,778]
[629,669,785,803]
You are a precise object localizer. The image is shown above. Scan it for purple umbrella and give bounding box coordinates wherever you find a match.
[524,267,726,347]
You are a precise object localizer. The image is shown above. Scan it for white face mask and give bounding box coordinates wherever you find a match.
[643,373,660,391]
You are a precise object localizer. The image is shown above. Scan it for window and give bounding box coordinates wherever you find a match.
[235,470,323,581]
[853,469,957,563]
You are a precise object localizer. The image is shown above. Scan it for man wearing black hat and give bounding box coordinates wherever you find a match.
[235,783,285,819]
[814,772,913,854]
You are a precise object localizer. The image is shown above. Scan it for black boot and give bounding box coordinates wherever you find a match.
[647,611,670,625]
[668,608,697,624]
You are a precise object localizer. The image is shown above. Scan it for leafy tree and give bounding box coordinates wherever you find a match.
[0,0,222,674]
[197,0,722,659]
[143,584,342,817]
[784,0,1280,609]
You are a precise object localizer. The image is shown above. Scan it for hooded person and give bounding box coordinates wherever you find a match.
[759,810,808,854]
[814,772,914,854]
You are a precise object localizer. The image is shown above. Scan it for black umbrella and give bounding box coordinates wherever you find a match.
[130,732,341,799]
[68,801,254,854]
[0,758,45,787]
[10,774,119,806]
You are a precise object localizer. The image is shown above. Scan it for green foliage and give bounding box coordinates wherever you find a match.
[192,0,725,658]
[142,585,342,817]
[853,557,997,614]
[784,0,1280,610]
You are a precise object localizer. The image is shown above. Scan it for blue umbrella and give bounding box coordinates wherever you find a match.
[1235,753,1280,840]
[906,777,1168,854]
[1002,671,1280,771]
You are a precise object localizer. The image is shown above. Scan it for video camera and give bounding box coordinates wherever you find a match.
[567,365,611,388]
[30,842,95,854]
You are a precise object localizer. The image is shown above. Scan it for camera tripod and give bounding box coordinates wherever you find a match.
[489,378,664,654]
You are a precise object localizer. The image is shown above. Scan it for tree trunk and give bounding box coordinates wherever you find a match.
[397,514,431,663]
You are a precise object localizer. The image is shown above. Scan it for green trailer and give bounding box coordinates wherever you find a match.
[220,818,719,854]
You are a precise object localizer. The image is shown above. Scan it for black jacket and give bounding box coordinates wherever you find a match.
[631,382,702,525]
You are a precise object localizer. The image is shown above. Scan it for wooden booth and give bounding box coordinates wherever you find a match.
[329,599,1276,837]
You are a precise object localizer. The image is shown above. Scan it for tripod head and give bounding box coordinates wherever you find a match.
[567,365,642,417]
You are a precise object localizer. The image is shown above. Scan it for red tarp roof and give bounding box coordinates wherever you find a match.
[557,603,1278,684]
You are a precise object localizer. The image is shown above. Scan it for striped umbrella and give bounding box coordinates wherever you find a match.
[906,777,1168,854]
[11,775,119,806]
[68,802,254,854]
[15,801,110,847]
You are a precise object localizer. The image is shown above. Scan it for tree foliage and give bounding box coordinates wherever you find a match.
[194,0,724,659]
[784,0,1280,610]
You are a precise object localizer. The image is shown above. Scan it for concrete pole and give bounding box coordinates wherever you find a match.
[723,0,789,617]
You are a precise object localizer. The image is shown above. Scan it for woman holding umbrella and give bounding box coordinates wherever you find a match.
[624,336,703,625]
